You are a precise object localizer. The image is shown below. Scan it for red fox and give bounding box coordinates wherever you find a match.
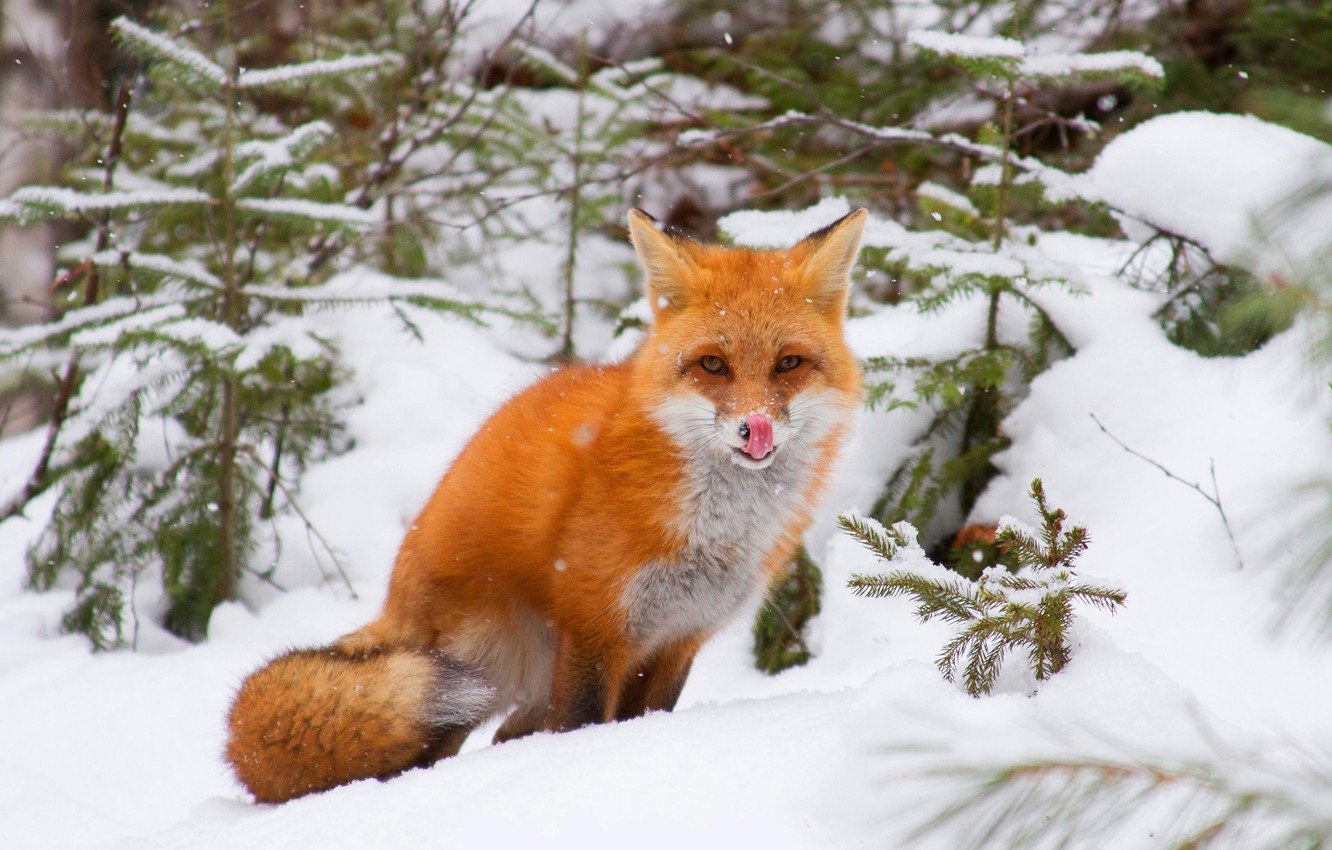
[225,208,867,803]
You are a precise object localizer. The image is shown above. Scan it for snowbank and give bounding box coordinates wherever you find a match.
[1091,111,1332,279]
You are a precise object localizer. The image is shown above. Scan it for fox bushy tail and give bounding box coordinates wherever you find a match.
[225,646,495,803]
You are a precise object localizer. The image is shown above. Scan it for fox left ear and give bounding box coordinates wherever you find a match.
[797,208,868,313]
[627,208,696,313]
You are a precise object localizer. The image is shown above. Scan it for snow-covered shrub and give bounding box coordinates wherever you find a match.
[0,9,494,647]
[842,479,1125,696]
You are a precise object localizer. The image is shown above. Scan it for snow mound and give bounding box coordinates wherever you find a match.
[1090,111,1332,279]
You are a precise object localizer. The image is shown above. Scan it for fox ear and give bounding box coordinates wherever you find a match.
[628,209,695,312]
[797,208,867,313]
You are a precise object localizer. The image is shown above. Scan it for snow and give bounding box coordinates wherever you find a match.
[111,17,390,92]
[0,185,210,219]
[916,180,981,217]
[0,292,190,356]
[1020,50,1164,81]
[907,28,1163,83]
[1090,111,1332,280]
[91,250,222,289]
[3,100,1332,850]
[234,122,335,193]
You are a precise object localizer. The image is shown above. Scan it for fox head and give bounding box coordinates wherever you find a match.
[626,208,865,472]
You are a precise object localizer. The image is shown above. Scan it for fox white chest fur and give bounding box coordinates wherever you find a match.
[622,387,848,650]
[621,447,810,648]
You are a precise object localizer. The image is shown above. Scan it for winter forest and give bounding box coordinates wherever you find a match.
[1,0,1331,846]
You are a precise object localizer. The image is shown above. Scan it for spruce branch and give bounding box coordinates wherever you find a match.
[4,9,400,645]
[839,512,910,562]
[917,747,1332,849]
[110,17,227,90]
[752,545,823,674]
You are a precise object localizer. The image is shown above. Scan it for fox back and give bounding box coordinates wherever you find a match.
[225,208,867,803]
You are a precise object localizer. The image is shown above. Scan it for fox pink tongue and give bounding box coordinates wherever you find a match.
[744,413,774,460]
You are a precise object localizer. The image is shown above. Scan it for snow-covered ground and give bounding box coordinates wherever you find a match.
[2,110,1332,848]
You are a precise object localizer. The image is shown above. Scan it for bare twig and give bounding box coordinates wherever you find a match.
[1090,412,1244,569]
[303,0,541,275]
[239,447,357,598]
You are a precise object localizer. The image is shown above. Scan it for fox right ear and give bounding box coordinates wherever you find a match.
[627,209,694,313]
[796,208,867,314]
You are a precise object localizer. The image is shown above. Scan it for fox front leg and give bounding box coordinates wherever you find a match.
[545,632,629,731]
[493,702,549,744]
[615,635,704,721]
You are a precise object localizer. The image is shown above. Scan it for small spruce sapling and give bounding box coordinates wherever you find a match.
[842,479,1126,696]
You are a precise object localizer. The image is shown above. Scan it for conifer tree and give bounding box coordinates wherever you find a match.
[706,32,1163,670]
[842,479,1125,696]
[0,3,745,649]
[0,10,483,647]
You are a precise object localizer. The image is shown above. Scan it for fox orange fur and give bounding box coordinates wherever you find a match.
[225,208,867,803]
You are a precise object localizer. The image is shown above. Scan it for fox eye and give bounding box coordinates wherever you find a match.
[775,355,803,373]
[699,355,728,375]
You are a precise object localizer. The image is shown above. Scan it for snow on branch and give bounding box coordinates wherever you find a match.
[91,250,222,289]
[72,312,241,354]
[234,121,335,193]
[1021,51,1164,82]
[0,185,211,221]
[246,274,468,306]
[243,272,493,325]
[680,111,1105,207]
[909,29,1163,86]
[236,54,395,91]
[908,31,1025,61]
[0,293,190,358]
[517,44,583,87]
[111,16,391,94]
[235,198,378,229]
[111,17,226,88]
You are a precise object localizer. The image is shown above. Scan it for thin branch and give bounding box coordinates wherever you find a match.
[238,446,357,598]
[303,0,542,275]
[750,142,878,200]
[1090,413,1244,569]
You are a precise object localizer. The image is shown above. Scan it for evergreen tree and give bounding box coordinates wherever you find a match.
[0,11,485,647]
[854,31,1163,557]
[842,479,1125,696]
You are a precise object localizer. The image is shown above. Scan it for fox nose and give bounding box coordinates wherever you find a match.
[738,413,774,460]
